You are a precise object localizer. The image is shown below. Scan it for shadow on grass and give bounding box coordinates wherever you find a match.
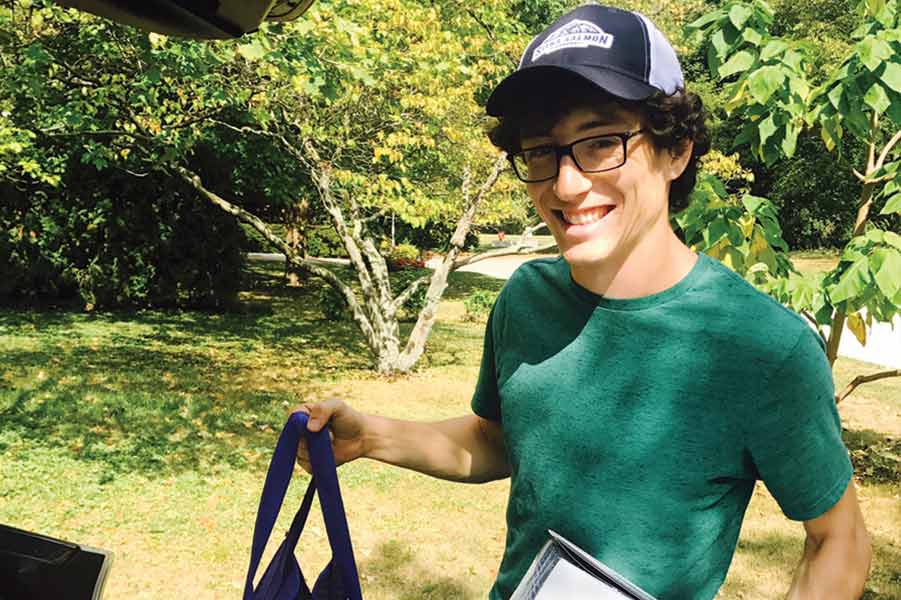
[727,530,901,599]
[0,278,377,480]
[443,271,506,301]
[843,428,901,485]
[360,539,475,599]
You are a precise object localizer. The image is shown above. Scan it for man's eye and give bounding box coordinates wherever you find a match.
[524,147,554,161]
[586,138,618,151]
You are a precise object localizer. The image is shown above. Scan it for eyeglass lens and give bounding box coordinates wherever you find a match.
[513,135,626,182]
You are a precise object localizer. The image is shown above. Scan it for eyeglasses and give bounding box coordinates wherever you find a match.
[509,130,646,183]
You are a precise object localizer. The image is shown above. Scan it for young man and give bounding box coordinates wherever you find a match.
[295,4,872,598]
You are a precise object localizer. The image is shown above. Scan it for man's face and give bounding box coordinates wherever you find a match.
[521,104,683,270]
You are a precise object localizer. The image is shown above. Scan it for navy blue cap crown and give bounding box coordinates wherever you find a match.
[486,4,684,116]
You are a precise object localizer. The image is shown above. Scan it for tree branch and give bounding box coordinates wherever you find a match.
[875,129,901,172]
[800,310,828,345]
[852,167,894,186]
[836,369,901,404]
[393,153,507,314]
[867,111,878,173]
[175,165,377,343]
[39,128,155,143]
[463,8,518,69]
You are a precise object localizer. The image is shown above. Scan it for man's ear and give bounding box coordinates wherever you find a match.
[666,140,694,182]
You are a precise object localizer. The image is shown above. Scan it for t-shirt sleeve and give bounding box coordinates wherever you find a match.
[746,326,853,521]
[471,297,503,422]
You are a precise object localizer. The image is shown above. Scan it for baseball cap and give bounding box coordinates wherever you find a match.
[486,3,684,117]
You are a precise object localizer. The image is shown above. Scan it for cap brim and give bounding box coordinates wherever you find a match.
[485,65,657,117]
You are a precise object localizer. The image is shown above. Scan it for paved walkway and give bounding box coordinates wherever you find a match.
[449,255,901,370]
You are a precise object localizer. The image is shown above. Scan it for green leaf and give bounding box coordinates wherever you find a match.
[760,40,788,62]
[866,0,886,18]
[711,29,730,59]
[686,9,725,30]
[866,229,885,244]
[704,216,730,247]
[830,257,870,303]
[828,83,845,110]
[237,40,266,62]
[874,249,901,299]
[729,4,754,29]
[880,193,901,214]
[881,62,901,93]
[758,113,778,148]
[742,194,767,214]
[885,231,901,250]
[781,121,800,156]
[857,37,893,72]
[748,66,785,104]
[707,44,723,77]
[742,28,763,46]
[719,50,757,78]
[864,82,891,115]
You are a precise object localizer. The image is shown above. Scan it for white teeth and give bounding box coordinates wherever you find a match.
[561,206,613,225]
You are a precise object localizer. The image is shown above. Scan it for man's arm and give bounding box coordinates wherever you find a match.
[295,399,511,484]
[363,412,511,483]
[785,479,872,599]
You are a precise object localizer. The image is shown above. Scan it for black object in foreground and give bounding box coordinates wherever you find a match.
[511,530,657,600]
[0,524,112,600]
[55,0,316,39]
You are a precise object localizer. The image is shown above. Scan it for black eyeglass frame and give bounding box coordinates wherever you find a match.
[508,129,646,183]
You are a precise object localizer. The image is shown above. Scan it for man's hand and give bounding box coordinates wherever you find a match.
[786,479,872,599]
[291,400,510,484]
[293,399,368,473]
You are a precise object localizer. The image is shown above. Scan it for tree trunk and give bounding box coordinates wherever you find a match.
[825,181,876,367]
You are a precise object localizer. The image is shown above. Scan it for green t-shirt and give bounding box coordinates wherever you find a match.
[471,252,852,600]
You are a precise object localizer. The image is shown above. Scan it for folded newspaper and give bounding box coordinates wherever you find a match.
[510,530,657,600]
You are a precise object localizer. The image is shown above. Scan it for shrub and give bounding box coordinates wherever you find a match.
[0,170,244,310]
[390,242,420,262]
[463,289,498,321]
[391,267,430,320]
[306,225,347,258]
[317,283,348,321]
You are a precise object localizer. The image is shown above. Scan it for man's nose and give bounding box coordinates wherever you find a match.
[553,155,591,201]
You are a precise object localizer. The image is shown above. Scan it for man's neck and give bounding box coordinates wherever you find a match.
[570,223,698,299]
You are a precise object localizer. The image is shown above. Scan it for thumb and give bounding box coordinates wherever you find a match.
[306,398,342,432]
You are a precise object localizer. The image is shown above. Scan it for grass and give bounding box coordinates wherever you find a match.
[1,257,898,599]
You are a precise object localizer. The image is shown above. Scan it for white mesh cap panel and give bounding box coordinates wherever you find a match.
[636,12,684,95]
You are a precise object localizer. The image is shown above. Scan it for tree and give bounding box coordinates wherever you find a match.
[1,0,545,372]
[686,0,901,400]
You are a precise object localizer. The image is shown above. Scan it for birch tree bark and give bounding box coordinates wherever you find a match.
[179,150,540,374]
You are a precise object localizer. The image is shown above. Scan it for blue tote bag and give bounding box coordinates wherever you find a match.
[243,412,363,600]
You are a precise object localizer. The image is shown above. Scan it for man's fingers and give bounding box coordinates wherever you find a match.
[305,398,344,432]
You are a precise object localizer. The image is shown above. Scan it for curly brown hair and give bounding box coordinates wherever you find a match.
[487,78,710,213]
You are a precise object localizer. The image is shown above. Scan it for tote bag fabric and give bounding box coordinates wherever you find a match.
[243,412,363,600]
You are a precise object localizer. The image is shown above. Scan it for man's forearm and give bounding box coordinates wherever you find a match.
[360,414,511,484]
[785,531,871,599]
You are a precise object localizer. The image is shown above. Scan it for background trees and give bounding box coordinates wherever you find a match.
[687,0,901,397]
[2,0,897,379]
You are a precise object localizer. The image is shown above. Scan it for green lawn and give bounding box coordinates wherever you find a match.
[1,261,897,599]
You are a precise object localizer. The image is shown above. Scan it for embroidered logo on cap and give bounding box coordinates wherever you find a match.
[531,19,615,62]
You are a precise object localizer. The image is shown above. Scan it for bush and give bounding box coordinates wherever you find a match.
[390,242,419,262]
[391,267,430,320]
[753,132,864,250]
[392,219,480,252]
[0,169,245,310]
[317,283,348,321]
[463,289,498,321]
[306,225,347,258]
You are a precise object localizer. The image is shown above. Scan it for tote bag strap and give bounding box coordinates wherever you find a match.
[243,411,362,600]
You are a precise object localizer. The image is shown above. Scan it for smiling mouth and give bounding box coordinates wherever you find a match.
[553,206,615,227]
